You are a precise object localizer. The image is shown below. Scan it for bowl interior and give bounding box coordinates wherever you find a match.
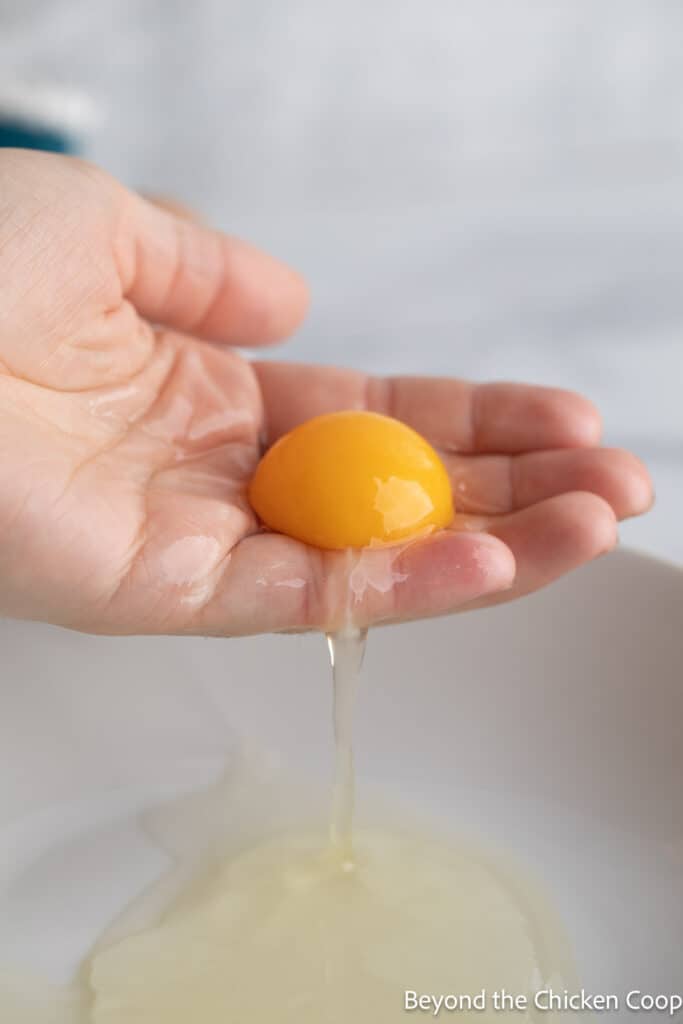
[0,549,681,996]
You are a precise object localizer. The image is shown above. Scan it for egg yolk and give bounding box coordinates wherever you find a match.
[248,411,454,550]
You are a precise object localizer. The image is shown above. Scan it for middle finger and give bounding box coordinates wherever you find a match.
[444,447,652,520]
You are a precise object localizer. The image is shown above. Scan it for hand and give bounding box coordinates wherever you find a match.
[0,151,652,636]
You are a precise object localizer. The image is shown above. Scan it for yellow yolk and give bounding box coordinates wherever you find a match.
[248,411,454,550]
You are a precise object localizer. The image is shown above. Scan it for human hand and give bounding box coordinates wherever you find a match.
[0,151,652,636]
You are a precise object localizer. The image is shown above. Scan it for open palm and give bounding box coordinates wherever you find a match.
[0,151,651,636]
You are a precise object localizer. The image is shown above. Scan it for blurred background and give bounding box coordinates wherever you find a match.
[0,0,681,561]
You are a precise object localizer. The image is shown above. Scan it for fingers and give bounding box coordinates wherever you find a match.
[140,194,204,222]
[109,492,615,635]
[116,194,309,346]
[446,447,653,520]
[254,362,601,453]
[457,491,618,612]
[193,530,516,636]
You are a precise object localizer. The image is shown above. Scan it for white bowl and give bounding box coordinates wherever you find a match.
[1,548,681,1006]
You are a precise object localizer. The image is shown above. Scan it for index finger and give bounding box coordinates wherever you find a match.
[254,362,602,454]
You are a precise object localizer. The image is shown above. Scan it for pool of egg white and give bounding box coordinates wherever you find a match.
[1,551,577,1022]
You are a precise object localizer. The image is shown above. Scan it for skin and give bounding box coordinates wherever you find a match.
[0,150,653,636]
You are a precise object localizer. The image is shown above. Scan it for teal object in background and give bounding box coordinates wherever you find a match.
[0,116,76,153]
[0,82,95,156]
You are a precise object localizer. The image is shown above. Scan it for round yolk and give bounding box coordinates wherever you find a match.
[248,411,454,550]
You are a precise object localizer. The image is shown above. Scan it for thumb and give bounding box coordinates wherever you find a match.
[116,191,309,346]
[0,151,308,391]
